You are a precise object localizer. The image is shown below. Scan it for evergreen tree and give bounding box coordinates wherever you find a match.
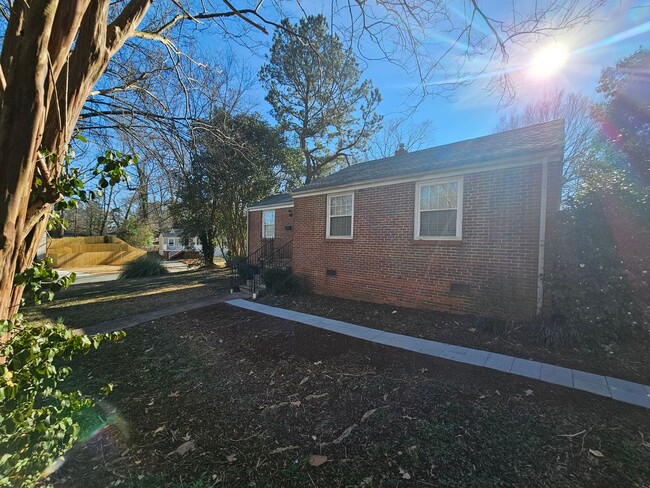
[260,15,382,182]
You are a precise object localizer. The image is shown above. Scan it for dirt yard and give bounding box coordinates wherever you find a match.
[261,294,650,384]
[49,303,649,487]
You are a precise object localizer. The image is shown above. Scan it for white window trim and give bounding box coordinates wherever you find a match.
[262,210,275,239]
[326,191,354,239]
[414,176,464,241]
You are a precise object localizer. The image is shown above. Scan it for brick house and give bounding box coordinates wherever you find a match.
[247,120,564,319]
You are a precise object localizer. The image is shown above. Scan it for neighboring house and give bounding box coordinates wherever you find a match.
[247,120,564,319]
[158,230,201,260]
[158,230,228,260]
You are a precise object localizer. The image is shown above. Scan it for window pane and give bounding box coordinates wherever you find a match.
[262,211,275,238]
[420,209,457,237]
[330,195,352,216]
[263,210,275,225]
[420,182,457,210]
[330,216,352,236]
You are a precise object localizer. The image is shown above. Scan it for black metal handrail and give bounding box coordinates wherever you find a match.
[255,239,293,292]
[230,238,293,294]
[230,239,275,292]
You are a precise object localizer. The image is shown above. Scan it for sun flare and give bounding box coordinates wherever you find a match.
[530,44,570,78]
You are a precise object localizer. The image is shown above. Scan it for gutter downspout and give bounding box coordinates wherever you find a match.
[536,158,549,316]
[246,209,249,256]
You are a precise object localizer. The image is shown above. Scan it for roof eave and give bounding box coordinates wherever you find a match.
[291,147,564,198]
[245,202,294,212]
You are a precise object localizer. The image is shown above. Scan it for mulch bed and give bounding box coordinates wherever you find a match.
[260,294,650,385]
[51,303,649,487]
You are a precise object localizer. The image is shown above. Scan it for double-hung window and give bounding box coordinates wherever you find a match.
[327,192,354,238]
[262,210,275,238]
[415,177,463,239]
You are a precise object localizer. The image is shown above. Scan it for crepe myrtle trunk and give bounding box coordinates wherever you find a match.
[0,0,151,320]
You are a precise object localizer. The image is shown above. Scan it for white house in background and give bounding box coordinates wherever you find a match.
[158,230,201,260]
[158,230,228,260]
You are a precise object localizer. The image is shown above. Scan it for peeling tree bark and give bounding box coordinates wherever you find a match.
[0,0,152,320]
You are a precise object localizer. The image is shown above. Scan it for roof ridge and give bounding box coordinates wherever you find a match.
[290,119,565,194]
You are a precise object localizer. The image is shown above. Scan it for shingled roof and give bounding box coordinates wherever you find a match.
[293,119,565,194]
[247,192,294,210]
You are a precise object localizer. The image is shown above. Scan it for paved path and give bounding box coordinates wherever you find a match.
[227,299,650,409]
[77,293,247,335]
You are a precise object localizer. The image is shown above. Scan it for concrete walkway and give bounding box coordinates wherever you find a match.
[227,299,650,409]
[77,292,247,335]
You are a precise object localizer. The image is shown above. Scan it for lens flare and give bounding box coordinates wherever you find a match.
[530,44,570,78]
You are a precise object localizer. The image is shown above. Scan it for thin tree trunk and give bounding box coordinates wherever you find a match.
[99,185,114,235]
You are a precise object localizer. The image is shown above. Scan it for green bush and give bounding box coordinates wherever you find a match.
[0,317,123,487]
[545,177,642,342]
[237,261,258,280]
[119,255,169,279]
[262,268,307,295]
[117,216,154,248]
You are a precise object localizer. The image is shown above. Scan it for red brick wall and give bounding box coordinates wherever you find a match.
[292,161,562,319]
[248,207,294,255]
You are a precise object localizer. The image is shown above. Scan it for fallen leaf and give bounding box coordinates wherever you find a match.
[332,424,357,444]
[225,454,237,463]
[399,467,411,479]
[468,328,477,333]
[265,401,289,410]
[168,391,180,398]
[270,445,299,454]
[589,449,604,458]
[290,400,302,408]
[305,393,328,400]
[182,433,191,441]
[169,440,195,456]
[313,361,322,365]
[360,408,379,423]
[153,426,165,435]
[524,389,534,396]
[299,376,310,386]
[392,310,398,314]
[309,454,328,467]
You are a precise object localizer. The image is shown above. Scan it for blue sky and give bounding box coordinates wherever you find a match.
[220,0,649,149]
